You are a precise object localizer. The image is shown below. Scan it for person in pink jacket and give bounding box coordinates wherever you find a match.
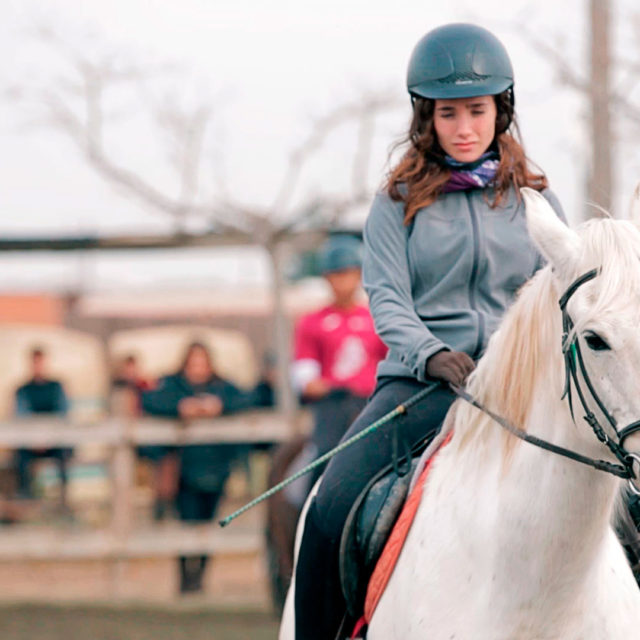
[291,235,387,489]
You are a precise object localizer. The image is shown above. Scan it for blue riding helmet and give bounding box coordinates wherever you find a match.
[407,23,514,103]
[319,236,363,275]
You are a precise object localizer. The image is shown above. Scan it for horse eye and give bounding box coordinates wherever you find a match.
[584,332,610,351]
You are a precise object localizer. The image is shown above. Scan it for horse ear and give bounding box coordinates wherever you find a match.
[521,187,581,278]
[628,182,640,223]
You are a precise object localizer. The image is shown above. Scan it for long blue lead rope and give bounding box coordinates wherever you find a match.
[218,382,439,527]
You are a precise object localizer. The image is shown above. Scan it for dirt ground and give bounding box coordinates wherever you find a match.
[0,603,279,640]
[0,552,270,605]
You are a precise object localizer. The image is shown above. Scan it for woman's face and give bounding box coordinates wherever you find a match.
[433,95,497,163]
[183,347,212,384]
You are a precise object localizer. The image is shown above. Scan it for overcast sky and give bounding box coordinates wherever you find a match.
[1,0,637,293]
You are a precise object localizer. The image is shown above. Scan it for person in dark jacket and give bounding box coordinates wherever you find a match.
[142,340,253,594]
[292,23,567,638]
[13,346,72,508]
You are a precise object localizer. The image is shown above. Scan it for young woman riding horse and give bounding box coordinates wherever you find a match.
[282,23,566,639]
[363,192,640,638]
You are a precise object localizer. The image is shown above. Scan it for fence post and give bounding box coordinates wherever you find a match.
[109,387,137,598]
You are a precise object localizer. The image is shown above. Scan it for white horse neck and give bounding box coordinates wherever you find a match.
[369,272,639,639]
[434,270,621,601]
[448,395,619,582]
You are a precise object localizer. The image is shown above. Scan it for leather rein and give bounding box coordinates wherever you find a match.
[451,268,640,494]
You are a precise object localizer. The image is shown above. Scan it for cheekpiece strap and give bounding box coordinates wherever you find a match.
[558,268,599,311]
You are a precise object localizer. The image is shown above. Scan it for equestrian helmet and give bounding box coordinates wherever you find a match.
[319,235,363,274]
[407,23,514,102]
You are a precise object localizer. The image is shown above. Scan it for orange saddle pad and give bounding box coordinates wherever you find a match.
[363,432,452,623]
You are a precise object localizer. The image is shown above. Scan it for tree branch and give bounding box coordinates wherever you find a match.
[271,91,402,215]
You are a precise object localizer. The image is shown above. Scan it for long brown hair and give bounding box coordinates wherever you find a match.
[386,91,548,225]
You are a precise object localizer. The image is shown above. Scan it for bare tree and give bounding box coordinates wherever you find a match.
[518,0,640,220]
[10,23,404,421]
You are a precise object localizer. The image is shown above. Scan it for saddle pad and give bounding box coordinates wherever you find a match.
[339,448,427,616]
[364,431,452,623]
[350,617,367,639]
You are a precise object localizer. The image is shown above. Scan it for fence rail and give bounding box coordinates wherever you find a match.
[0,407,302,597]
[0,410,293,447]
[0,524,262,560]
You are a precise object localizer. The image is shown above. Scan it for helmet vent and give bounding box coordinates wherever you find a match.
[437,71,490,85]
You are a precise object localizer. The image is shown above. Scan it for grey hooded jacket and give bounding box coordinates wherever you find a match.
[362,186,566,383]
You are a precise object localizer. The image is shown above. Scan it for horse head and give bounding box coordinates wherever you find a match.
[522,187,640,476]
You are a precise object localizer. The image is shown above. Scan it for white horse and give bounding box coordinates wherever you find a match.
[280,188,640,639]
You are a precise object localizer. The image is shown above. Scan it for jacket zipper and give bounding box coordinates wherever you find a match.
[466,193,485,358]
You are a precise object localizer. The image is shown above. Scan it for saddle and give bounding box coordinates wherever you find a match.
[338,438,430,618]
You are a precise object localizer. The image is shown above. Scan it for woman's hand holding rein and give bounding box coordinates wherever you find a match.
[426,350,476,385]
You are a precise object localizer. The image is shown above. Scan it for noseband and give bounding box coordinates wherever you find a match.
[452,268,640,494]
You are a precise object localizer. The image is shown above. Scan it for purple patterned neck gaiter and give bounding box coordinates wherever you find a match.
[442,151,499,193]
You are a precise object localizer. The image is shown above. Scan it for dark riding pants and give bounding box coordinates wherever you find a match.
[308,390,368,489]
[294,376,455,639]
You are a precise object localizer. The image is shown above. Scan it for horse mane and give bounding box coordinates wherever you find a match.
[453,217,640,456]
[453,268,560,455]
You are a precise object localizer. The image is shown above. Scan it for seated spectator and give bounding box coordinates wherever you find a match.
[110,354,177,521]
[141,340,253,594]
[111,354,153,411]
[13,346,72,510]
[251,350,277,409]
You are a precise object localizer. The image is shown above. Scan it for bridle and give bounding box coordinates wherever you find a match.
[452,268,640,495]
[560,269,640,491]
